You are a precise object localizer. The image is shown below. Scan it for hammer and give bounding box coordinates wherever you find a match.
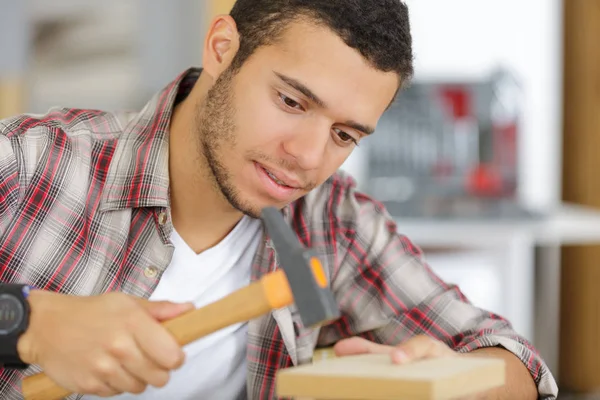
[21,207,340,400]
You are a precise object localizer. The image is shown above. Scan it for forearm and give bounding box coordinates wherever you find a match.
[465,347,538,400]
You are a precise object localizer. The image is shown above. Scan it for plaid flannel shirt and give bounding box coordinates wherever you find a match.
[0,69,558,399]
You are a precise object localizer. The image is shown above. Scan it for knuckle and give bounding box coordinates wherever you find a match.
[92,357,117,379]
[107,335,132,358]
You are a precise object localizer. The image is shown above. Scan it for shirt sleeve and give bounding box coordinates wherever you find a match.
[317,179,559,399]
[0,121,23,235]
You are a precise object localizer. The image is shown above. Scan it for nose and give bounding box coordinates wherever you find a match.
[281,123,329,171]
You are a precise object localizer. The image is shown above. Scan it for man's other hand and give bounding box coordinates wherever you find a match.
[333,334,457,364]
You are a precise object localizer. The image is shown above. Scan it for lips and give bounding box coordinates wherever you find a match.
[264,169,290,187]
[257,163,301,189]
[254,162,302,202]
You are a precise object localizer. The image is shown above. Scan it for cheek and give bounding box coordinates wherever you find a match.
[315,150,353,183]
[234,94,296,148]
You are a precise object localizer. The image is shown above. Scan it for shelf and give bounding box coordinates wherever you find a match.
[393,202,600,247]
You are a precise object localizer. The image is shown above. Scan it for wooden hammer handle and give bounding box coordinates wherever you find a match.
[22,270,292,400]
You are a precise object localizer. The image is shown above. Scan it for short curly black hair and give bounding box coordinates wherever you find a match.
[228,0,414,87]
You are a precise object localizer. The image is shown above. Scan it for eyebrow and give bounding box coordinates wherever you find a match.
[344,120,375,135]
[273,71,376,135]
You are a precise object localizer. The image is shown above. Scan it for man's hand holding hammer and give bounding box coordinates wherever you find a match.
[17,290,192,397]
[19,207,341,400]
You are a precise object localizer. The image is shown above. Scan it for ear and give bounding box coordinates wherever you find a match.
[202,15,240,79]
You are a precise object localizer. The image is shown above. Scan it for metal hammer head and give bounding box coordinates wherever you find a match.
[261,207,341,328]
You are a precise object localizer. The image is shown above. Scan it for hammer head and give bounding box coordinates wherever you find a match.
[261,207,340,328]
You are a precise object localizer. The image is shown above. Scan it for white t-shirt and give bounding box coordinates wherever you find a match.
[83,215,263,400]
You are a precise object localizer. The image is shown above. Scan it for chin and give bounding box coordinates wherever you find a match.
[219,173,301,218]
[223,191,270,219]
[237,193,295,219]
[239,198,285,218]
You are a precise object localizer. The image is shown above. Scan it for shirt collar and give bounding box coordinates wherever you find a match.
[101,68,201,211]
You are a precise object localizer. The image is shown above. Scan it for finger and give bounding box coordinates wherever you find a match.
[333,337,394,357]
[72,370,119,398]
[133,314,186,370]
[128,344,170,388]
[116,337,169,387]
[80,381,119,398]
[88,355,146,395]
[104,364,147,395]
[137,299,195,321]
[392,335,452,364]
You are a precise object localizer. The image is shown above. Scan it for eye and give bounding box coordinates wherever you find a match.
[278,93,304,111]
[334,128,358,146]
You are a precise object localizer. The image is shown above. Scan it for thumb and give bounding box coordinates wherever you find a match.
[333,337,394,357]
[138,299,195,321]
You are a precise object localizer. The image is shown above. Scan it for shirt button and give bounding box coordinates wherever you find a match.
[144,266,158,278]
[157,212,168,226]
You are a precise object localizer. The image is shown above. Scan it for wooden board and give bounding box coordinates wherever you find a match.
[276,354,505,400]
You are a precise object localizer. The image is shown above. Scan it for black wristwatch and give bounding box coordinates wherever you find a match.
[0,284,31,369]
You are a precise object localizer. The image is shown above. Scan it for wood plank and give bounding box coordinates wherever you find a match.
[276,354,505,400]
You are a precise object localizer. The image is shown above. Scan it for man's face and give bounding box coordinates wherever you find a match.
[196,20,399,218]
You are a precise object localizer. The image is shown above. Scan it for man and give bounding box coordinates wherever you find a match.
[0,0,558,399]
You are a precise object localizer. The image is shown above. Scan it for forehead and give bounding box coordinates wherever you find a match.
[238,19,399,122]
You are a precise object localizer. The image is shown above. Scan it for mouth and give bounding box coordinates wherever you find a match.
[254,162,302,202]
[257,163,301,189]
[264,169,295,189]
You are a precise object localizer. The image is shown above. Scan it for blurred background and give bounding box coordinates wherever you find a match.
[1,0,599,397]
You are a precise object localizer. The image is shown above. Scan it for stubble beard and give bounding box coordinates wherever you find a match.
[194,68,262,219]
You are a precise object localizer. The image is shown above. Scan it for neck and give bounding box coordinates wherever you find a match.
[168,73,243,254]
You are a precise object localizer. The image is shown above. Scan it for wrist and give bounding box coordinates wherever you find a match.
[0,284,34,369]
[16,288,44,365]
